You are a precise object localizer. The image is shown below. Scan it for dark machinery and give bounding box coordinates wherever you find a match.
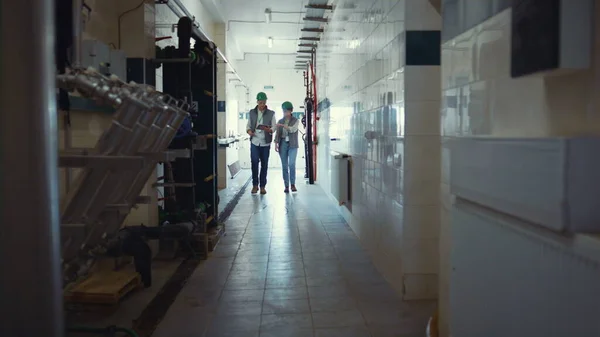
[303,63,317,184]
[156,16,219,251]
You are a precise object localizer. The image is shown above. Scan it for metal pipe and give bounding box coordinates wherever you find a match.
[0,0,63,337]
[72,0,83,66]
[65,0,83,192]
[166,0,247,88]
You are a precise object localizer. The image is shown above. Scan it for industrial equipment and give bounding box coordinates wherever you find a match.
[303,62,317,184]
[57,67,191,286]
[157,16,220,242]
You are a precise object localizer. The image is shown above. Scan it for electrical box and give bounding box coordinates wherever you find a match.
[511,0,593,77]
[81,40,127,79]
[110,49,127,80]
[81,39,110,74]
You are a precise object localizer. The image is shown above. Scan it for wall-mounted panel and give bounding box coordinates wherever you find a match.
[451,137,600,233]
[511,0,593,77]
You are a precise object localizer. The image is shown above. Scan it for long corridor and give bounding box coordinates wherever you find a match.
[154,173,435,337]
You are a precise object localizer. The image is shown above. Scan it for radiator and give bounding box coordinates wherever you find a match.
[451,137,600,233]
[330,153,351,206]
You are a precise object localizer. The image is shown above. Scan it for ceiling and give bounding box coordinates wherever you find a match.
[218,0,330,69]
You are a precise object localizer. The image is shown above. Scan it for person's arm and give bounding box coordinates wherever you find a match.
[272,119,278,139]
[269,114,277,134]
[246,112,254,135]
[273,119,280,151]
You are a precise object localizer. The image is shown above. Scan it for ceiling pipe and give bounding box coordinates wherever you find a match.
[227,20,302,32]
[305,4,334,10]
[166,0,247,87]
[303,17,329,22]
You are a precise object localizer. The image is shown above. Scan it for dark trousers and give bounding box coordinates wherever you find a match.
[251,143,271,187]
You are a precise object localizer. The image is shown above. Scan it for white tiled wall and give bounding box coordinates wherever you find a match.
[440,5,600,336]
[316,0,441,300]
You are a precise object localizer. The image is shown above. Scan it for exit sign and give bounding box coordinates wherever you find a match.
[263,85,274,90]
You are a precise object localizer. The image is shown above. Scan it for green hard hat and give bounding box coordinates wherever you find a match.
[256,92,268,101]
[282,101,293,111]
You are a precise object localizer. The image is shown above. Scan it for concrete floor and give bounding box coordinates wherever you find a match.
[154,170,435,337]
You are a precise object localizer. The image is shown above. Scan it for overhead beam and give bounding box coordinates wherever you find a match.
[298,43,317,47]
[303,17,329,23]
[305,4,334,10]
[299,37,320,41]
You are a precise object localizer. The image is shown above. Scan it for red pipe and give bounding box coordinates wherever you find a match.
[310,62,318,181]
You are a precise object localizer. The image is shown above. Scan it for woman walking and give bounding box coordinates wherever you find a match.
[275,101,300,193]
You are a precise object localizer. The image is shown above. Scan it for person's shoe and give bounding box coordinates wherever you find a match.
[284,187,289,193]
[291,185,297,192]
[260,188,267,195]
[251,186,259,194]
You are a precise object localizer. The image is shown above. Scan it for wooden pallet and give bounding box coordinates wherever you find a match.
[64,270,142,305]
[208,225,225,252]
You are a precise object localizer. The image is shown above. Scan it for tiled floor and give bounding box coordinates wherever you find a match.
[218,169,251,214]
[154,171,434,337]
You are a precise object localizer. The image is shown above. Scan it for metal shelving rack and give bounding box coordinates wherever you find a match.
[57,68,191,284]
[157,16,219,255]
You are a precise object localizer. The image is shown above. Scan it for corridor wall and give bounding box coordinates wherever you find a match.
[316,0,441,300]
[440,1,600,336]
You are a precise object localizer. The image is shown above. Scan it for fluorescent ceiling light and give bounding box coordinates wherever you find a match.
[267,37,273,48]
[265,8,272,24]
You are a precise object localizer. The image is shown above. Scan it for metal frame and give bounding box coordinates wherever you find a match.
[157,19,219,258]
[58,69,189,284]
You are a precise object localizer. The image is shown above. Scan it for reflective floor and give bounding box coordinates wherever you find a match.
[154,171,434,337]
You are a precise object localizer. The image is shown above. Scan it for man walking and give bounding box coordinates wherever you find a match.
[246,92,276,194]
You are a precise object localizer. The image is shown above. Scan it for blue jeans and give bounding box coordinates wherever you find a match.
[251,143,270,187]
[279,141,298,187]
